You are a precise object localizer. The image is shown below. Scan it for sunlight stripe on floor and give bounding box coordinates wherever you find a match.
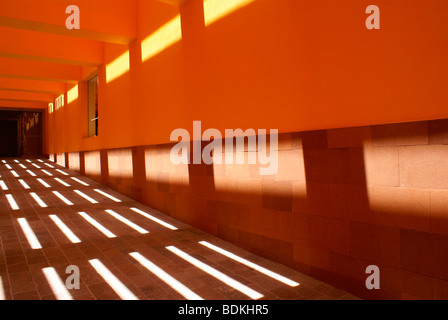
[0,180,8,191]
[10,170,19,177]
[73,190,98,204]
[5,164,12,169]
[49,215,81,244]
[32,163,41,169]
[130,252,203,300]
[38,159,44,163]
[78,212,116,238]
[89,259,138,300]
[26,159,32,163]
[6,194,19,210]
[41,170,53,176]
[26,170,36,177]
[54,178,70,187]
[44,163,54,168]
[166,246,263,300]
[105,210,148,234]
[56,169,69,176]
[37,178,51,188]
[130,208,178,230]
[30,192,47,207]
[71,177,89,186]
[19,164,27,169]
[94,189,121,202]
[18,218,42,249]
[42,267,73,300]
[52,191,73,206]
[0,276,5,300]
[199,241,299,287]
[18,179,31,190]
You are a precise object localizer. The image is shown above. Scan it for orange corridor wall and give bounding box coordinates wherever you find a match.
[46,0,448,155]
[45,0,448,300]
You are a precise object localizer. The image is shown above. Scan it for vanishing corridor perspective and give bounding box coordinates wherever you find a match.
[0,0,448,300]
[0,158,356,300]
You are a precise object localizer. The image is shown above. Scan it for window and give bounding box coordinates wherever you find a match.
[88,75,99,137]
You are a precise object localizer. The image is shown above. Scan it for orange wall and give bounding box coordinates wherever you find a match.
[45,0,448,155]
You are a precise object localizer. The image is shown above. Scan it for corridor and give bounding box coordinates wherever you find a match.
[0,158,357,300]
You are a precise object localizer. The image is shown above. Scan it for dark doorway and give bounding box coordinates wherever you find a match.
[0,110,43,158]
[0,120,19,157]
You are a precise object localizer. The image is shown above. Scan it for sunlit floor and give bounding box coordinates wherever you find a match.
[0,158,358,300]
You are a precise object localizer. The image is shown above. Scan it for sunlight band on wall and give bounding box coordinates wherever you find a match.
[67,84,79,104]
[141,14,182,63]
[106,51,130,83]
[42,267,73,300]
[130,207,178,230]
[204,0,255,26]
[89,259,139,300]
[18,218,42,249]
[199,241,300,287]
[49,215,81,244]
[78,212,117,238]
[129,252,203,300]
[105,210,149,234]
[166,246,263,300]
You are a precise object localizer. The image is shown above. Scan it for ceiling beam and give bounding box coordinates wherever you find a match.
[0,26,103,67]
[0,57,82,83]
[0,100,47,110]
[0,0,137,44]
[157,0,187,6]
[0,90,55,103]
[0,77,66,95]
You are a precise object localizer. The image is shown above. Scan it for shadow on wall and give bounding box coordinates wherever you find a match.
[57,118,448,300]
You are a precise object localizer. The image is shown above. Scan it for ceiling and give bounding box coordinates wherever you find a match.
[0,0,141,111]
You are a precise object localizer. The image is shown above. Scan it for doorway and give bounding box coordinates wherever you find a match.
[0,110,43,158]
[0,119,19,157]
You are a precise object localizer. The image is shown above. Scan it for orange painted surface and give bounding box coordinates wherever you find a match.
[40,0,448,155]
[0,26,103,67]
[0,0,137,43]
[0,77,66,94]
[0,100,47,109]
[0,90,54,102]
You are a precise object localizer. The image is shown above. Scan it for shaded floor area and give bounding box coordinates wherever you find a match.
[0,158,358,300]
